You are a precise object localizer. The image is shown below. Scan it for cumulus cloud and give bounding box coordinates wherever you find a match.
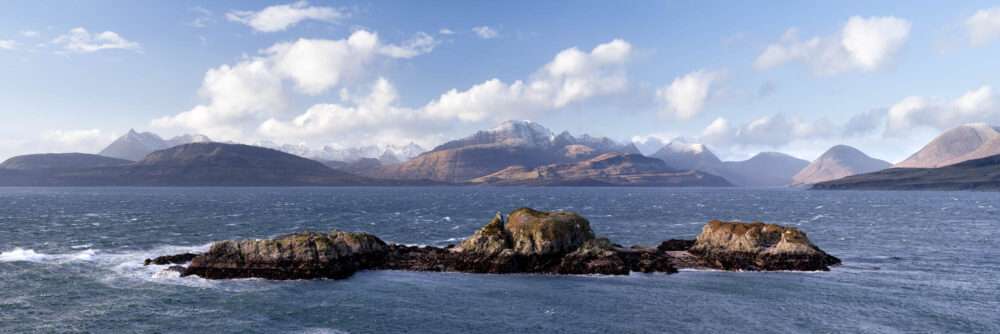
[656,69,726,120]
[472,26,499,39]
[152,30,438,140]
[439,28,455,35]
[20,30,39,38]
[423,39,633,122]
[227,1,345,33]
[255,39,635,145]
[754,16,911,75]
[51,27,142,53]
[699,114,834,148]
[885,86,1000,137]
[964,7,1000,46]
[0,40,15,50]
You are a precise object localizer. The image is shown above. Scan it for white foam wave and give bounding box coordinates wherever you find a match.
[0,248,97,263]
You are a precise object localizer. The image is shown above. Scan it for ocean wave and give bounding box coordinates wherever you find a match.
[0,248,97,263]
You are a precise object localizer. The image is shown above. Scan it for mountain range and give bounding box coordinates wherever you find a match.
[0,143,382,186]
[359,120,648,182]
[648,142,810,187]
[11,120,1000,189]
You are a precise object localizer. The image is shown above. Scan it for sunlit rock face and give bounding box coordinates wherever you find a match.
[689,220,841,271]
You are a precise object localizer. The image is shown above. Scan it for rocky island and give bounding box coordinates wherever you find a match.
[146,208,840,280]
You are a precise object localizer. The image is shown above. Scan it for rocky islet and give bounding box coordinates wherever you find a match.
[145,208,841,280]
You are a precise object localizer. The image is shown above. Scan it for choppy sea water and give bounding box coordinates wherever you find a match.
[1,187,997,333]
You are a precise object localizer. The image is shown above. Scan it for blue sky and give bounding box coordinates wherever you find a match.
[2,1,1000,162]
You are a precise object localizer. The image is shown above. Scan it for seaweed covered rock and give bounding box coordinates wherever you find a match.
[182,230,387,279]
[689,220,840,271]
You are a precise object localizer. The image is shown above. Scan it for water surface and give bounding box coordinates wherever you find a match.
[1,187,997,333]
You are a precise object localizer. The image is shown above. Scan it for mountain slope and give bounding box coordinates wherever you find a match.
[812,153,1000,190]
[99,129,211,161]
[0,143,380,186]
[361,120,641,182]
[0,153,129,170]
[717,152,810,187]
[791,145,891,186]
[894,123,1000,168]
[471,153,732,187]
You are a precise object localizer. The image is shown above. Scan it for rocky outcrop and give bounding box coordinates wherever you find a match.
[144,253,198,266]
[181,230,387,280]
[150,209,840,280]
[689,221,841,271]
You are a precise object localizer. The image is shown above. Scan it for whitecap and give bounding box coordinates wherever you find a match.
[0,248,97,263]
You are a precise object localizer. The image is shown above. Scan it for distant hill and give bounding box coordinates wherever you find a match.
[0,143,389,186]
[99,129,211,161]
[718,152,810,187]
[360,120,642,182]
[791,145,891,186]
[470,153,732,187]
[649,141,808,186]
[812,153,1000,190]
[0,153,129,170]
[894,123,1000,168]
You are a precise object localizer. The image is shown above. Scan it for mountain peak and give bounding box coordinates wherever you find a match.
[895,123,1000,168]
[791,145,890,186]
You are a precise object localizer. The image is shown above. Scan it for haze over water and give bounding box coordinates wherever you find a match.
[1,187,997,333]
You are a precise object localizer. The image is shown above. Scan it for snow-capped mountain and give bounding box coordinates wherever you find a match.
[433,120,640,154]
[255,141,427,165]
[98,129,212,161]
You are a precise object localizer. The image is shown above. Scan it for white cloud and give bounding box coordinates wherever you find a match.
[0,40,15,50]
[699,114,834,148]
[423,39,633,122]
[152,30,438,140]
[51,27,142,53]
[964,7,1000,46]
[20,30,39,38]
[699,118,735,148]
[226,1,345,33]
[0,129,117,161]
[439,28,455,35]
[754,16,910,75]
[656,69,726,120]
[885,85,1000,137]
[256,39,635,146]
[472,26,499,39]
[630,134,678,155]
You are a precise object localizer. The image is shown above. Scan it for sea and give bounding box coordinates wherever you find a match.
[1,187,997,333]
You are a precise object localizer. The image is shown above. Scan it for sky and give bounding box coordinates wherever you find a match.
[2,1,1000,163]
